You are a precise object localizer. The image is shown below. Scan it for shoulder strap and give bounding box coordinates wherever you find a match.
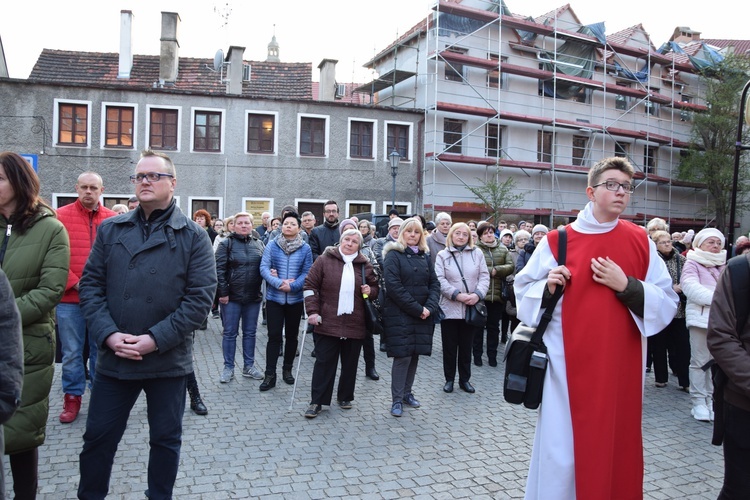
[531,227,567,345]
[450,252,470,293]
[728,255,750,336]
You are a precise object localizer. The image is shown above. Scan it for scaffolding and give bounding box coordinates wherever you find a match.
[365,0,713,229]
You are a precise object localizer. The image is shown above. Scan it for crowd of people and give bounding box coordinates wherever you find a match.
[2,149,749,498]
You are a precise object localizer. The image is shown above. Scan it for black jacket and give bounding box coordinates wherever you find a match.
[381,242,441,358]
[216,233,264,304]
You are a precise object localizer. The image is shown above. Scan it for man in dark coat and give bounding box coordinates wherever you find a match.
[309,200,340,260]
[78,151,217,499]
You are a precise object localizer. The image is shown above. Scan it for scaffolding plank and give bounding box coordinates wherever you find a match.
[354,69,416,94]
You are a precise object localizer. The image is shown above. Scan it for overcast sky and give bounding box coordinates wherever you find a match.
[1,0,745,81]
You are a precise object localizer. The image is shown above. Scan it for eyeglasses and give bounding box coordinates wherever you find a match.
[130,172,174,184]
[657,240,672,246]
[591,180,635,194]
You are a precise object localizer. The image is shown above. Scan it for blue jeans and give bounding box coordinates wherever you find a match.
[78,373,187,500]
[57,302,97,394]
[221,300,261,369]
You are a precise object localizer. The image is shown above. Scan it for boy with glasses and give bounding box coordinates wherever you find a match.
[514,157,679,499]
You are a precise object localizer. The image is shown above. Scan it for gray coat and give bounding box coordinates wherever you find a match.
[80,203,217,380]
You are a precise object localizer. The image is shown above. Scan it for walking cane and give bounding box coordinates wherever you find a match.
[290,308,318,411]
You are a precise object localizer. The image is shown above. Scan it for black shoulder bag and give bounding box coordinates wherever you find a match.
[361,265,384,335]
[503,227,567,409]
[451,252,488,328]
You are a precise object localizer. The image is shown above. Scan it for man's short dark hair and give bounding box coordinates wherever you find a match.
[389,208,399,216]
[324,200,338,209]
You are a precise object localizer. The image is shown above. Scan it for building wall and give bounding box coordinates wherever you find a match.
[0,80,423,220]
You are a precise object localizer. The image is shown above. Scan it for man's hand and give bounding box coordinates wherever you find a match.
[547,265,571,295]
[219,296,229,305]
[590,257,628,293]
[105,332,157,360]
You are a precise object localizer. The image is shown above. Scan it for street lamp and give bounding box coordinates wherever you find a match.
[389,149,401,213]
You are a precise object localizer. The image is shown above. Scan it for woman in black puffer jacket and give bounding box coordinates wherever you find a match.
[381,218,441,417]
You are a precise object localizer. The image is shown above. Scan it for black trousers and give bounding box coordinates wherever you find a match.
[361,331,376,371]
[718,401,750,499]
[265,300,304,375]
[309,334,363,406]
[473,301,503,362]
[441,319,474,383]
[9,447,38,500]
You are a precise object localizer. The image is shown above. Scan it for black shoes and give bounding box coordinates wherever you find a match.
[311,349,316,358]
[338,400,353,409]
[305,404,322,418]
[459,381,475,393]
[488,358,498,367]
[443,381,454,393]
[282,369,295,385]
[474,357,483,367]
[189,394,208,415]
[259,375,276,391]
[366,368,380,381]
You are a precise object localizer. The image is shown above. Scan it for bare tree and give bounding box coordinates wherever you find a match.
[465,167,525,223]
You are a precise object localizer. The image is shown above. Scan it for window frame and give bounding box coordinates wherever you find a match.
[54,99,91,148]
[572,135,588,166]
[487,54,507,89]
[348,118,377,160]
[297,114,329,157]
[644,145,657,174]
[384,121,413,162]
[245,111,278,155]
[443,118,465,154]
[615,141,629,158]
[101,102,137,150]
[486,123,503,158]
[444,47,467,82]
[147,105,181,152]
[191,107,225,153]
[537,130,553,163]
[345,200,376,218]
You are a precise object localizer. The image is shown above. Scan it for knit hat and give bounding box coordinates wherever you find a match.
[339,218,357,235]
[692,228,725,250]
[388,217,404,229]
[531,224,549,236]
[499,229,513,240]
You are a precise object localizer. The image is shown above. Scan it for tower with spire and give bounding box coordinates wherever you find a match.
[266,26,280,62]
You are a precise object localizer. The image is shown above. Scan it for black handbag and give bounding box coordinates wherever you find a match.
[361,265,384,335]
[451,253,488,328]
[503,227,566,409]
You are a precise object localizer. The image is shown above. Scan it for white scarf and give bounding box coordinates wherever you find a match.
[686,248,727,267]
[337,248,357,316]
[570,201,618,235]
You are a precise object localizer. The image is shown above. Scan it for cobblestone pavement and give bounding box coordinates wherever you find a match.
[5,316,724,499]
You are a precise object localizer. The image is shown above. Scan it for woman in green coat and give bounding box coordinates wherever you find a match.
[473,222,513,367]
[0,152,69,499]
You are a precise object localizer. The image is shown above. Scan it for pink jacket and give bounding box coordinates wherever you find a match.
[435,245,490,320]
[680,258,725,329]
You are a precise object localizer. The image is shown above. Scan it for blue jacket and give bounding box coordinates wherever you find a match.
[80,203,217,380]
[260,237,312,305]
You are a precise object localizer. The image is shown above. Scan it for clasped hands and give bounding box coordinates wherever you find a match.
[106,332,157,360]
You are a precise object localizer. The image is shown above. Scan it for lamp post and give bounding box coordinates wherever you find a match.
[728,79,750,250]
[389,149,401,213]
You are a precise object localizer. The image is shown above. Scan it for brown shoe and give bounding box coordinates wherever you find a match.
[59,394,82,424]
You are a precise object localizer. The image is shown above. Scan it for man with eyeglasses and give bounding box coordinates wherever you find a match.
[515,157,679,499]
[309,200,340,260]
[78,150,217,499]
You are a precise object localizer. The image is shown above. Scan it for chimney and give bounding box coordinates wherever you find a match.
[226,46,246,95]
[118,10,133,79]
[317,59,338,101]
[159,12,180,83]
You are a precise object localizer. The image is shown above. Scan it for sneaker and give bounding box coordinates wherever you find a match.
[219,367,234,383]
[212,310,220,319]
[338,400,353,410]
[242,365,264,380]
[691,404,711,422]
[304,403,322,418]
[402,393,421,408]
[59,394,82,424]
[391,401,403,417]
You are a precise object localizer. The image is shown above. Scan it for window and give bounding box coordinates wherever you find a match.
[247,113,275,154]
[488,54,507,89]
[386,123,410,161]
[486,124,502,158]
[615,142,629,158]
[645,89,660,117]
[349,120,374,159]
[572,135,587,166]
[190,199,221,220]
[193,110,222,152]
[537,131,553,163]
[346,201,375,218]
[615,94,628,111]
[445,47,467,82]
[104,105,134,148]
[149,108,178,150]
[57,102,88,145]
[299,116,326,156]
[644,146,657,174]
[443,119,464,154]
